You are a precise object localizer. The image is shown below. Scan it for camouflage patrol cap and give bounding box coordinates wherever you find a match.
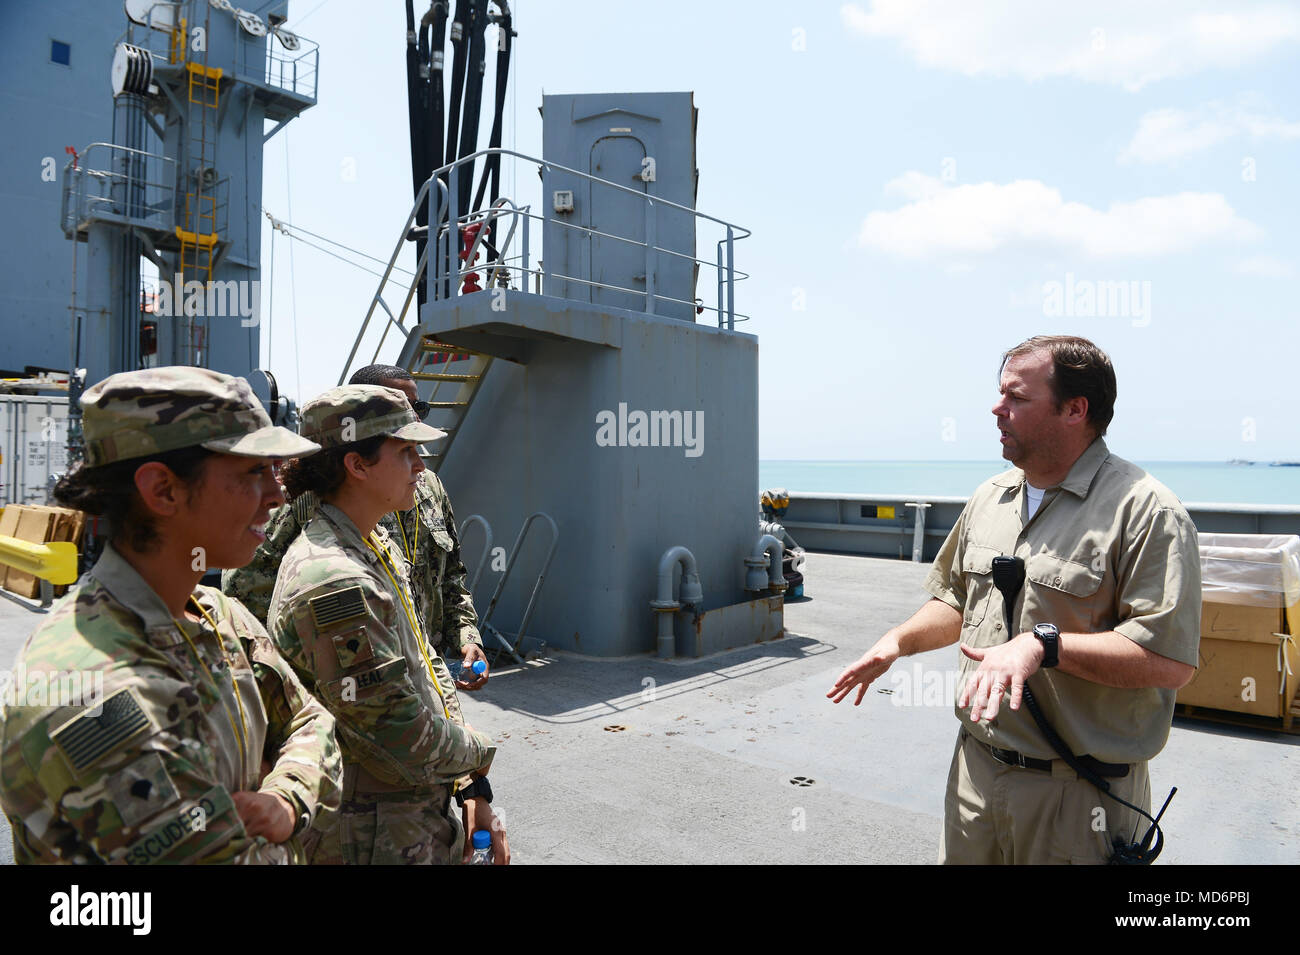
[299,384,446,449]
[81,366,320,467]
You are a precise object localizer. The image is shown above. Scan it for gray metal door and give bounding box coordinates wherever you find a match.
[588,136,647,311]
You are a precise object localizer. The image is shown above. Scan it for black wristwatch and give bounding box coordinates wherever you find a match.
[287,794,312,836]
[1032,623,1060,669]
[454,776,493,807]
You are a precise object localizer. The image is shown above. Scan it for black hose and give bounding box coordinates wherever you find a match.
[405,0,428,304]
[472,4,513,232]
[444,0,472,172]
[455,0,491,215]
[429,2,448,178]
[405,0,424,204]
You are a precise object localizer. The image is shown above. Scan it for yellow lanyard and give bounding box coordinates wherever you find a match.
[365,533,450,721]
[173,597,250,784]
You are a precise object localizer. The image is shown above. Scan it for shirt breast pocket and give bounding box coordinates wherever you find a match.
[1026,553,1104,632]
[423,524,454,575]
[961,545,1000,629]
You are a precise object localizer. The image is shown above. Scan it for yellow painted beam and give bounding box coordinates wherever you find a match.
[0,536,78,585]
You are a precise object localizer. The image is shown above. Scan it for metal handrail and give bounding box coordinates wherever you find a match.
[61,142,177,237]
[437,200,748,323]
[434,148,750,236]
[458,513,494,598]
[478,511,559,664]
[261,37,320,99]
[341,147,751,384]
[339,175,447,384]
[430,149,749,326]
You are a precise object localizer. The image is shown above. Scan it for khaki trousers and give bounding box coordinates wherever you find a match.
[939,728,1151,865]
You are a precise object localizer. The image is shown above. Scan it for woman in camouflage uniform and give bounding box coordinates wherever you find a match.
[269,384,506,864]
[0,367,342,863]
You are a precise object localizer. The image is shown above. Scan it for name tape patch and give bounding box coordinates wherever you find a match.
[123,785,236,865]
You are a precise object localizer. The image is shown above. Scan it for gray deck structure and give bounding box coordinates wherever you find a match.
[4,550,1293,865]
[780,491,1300,563]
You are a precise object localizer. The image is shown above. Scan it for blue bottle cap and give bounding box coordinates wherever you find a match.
[472,829,492,850]
[471,660,487,675]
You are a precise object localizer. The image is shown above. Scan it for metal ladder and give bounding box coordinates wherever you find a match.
[175,5,222,366]
[408,336,493,473]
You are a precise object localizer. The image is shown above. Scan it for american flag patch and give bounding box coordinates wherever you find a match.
[52,688,151,773]
[309,586,367,628]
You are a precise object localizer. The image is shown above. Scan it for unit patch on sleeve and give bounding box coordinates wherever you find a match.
[105,752,180,828]
[51,688,152,774]
[331,627,374,669]
[309,586,368,629]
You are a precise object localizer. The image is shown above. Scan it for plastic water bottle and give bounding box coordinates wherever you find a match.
[449,658,488,682]
[469,828,493,865]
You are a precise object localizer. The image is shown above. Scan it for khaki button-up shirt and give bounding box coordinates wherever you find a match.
[924,438,1201,763]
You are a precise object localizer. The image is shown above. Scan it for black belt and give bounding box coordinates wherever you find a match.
[966,730,1130,778]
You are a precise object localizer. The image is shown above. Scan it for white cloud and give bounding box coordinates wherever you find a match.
[1235,255,1294,278]
[860,174,1261,258]
[1120,100,1300,163]
[841,1,1300,90]
[883,170,946,201]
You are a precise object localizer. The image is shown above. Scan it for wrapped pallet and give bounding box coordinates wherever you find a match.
[1178,533,1300,723]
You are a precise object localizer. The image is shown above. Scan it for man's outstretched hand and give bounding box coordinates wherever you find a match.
[827,636,900,706]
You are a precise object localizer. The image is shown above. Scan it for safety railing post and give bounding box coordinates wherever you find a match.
[431,176,447,298]
[716,241,724,328]
[521,206,529,289]
[644,199,656,315]
[725,225,735,330]
[448,163,460,299]
[905,502,931,563]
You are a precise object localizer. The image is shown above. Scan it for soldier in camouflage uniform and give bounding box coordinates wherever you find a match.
[268,385,506,865]
[223,364,490,720]
[0,367,342,863]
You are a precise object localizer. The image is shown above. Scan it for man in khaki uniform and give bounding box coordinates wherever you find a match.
[828,335,1200,864]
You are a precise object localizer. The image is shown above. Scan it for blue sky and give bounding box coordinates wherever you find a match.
[258,0,1300,462]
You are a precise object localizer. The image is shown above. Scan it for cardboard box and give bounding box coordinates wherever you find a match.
[2,505,58,598]
[45,506,86,597]
[0,504,86,599]
[1178,600,1298,719]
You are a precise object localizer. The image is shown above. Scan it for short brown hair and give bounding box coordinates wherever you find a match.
[280,435,387,502]
[54,446,213,553]
[1002,335,1117,436]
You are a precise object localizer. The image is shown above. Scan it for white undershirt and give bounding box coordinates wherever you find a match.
[1025,483,1047,520]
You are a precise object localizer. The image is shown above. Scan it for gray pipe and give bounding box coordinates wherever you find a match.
[650,545,703,659]
[744,533,785,593]
[760,519,800,554]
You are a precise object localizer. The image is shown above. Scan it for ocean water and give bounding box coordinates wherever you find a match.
[759,460,1300,507]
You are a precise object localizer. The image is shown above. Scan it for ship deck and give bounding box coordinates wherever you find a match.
[1,551,1295,865]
